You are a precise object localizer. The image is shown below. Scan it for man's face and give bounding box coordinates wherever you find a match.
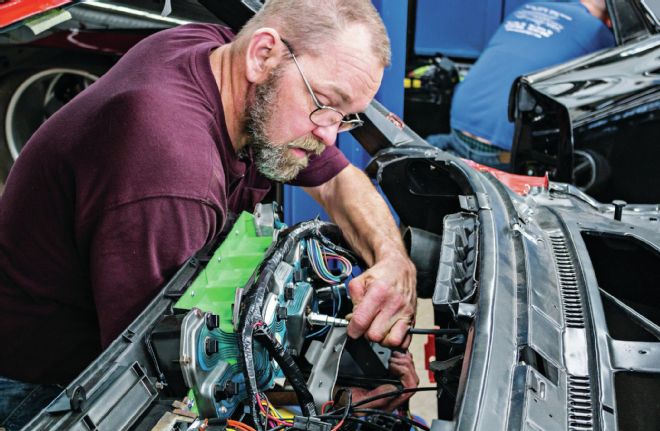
[245,25,384,183]
[244,66,325,183]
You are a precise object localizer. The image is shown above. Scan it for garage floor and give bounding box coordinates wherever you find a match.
[409,298,436,424]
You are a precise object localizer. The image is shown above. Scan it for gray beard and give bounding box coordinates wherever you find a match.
[244,68,325,183]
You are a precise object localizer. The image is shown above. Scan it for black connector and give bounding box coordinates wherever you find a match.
[292,416,331,431]
[224,380,239,396]
[206,313,220,330]
[285,284,296,301]
[276,305,288,321]
[214,380,239,401]
[205,337,219,355]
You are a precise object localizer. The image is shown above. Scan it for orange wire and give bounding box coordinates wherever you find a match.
[227,419,257,431]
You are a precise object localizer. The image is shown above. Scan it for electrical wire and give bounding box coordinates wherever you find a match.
[261,394,292,421]
[306,238,352,283]
[238,220,348,430]
[331,388,352,431]
[308,415,392,431]
[329,386,437,413]
[256,393,293,427]
[261,388,434,431]
[227,419,258,431]
[350,408,430,431]
[333,283,342,315]
[321,400,334,414]
[305,281,342,339]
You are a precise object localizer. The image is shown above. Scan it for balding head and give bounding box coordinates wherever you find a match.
[234,0,391,67]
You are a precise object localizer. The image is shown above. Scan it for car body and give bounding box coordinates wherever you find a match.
[358,100,660,431]
[510,0,660,203]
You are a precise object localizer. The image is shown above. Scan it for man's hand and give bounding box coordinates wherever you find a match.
[350,351,419,412]
[304,165,417,348]
[347,252,416,348]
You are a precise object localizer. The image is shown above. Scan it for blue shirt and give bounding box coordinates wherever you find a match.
[450,1,615,150]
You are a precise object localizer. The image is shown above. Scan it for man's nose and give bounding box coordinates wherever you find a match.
[311,123,340,147]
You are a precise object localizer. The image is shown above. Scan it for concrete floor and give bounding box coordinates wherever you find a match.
[408,298,437,424]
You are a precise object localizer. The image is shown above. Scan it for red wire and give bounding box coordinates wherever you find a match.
[331,418,345,431]
[321,400,334,414]
[256,394,292,427]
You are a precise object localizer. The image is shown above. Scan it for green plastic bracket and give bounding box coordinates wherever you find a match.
[174,211,273,333]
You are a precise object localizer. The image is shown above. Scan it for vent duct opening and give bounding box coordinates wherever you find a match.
[581,232,660,341]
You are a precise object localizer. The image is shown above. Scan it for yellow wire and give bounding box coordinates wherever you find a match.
[260,397,296,421]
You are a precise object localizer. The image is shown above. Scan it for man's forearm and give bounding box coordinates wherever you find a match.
[304,164,416,346]
[303,165,404,266]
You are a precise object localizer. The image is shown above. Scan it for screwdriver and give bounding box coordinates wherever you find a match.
[307,313,464,336]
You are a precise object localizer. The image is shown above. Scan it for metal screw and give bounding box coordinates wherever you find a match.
[220,406,228,414]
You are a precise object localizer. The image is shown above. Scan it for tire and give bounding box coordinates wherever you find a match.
[0,58,111,184]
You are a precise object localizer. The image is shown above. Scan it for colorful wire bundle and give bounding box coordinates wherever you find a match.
[256,393,293,429]
[306,238,352,283]
[227,419,257,431]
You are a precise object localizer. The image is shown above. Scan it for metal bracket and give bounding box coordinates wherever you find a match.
[304,326,348,411]
[180,308,230,419]
[254,203,276,237]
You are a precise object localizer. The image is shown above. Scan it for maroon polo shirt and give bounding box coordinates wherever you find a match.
[0,24,348,384]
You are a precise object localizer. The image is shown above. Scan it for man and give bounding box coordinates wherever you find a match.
[0,0,416,427]
[427,0,615,169]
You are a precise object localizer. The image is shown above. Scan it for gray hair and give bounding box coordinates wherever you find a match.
[235,0,391,67]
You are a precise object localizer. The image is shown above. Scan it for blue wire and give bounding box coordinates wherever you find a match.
[332,284,341,317]
[305,324,329,339]
[305,282,342,339]
[305,295,328,339]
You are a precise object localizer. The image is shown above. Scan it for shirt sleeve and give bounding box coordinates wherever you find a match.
[88,197,220,347]
[288,145,350,187]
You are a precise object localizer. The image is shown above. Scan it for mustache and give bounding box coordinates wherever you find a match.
[287,136,325,156]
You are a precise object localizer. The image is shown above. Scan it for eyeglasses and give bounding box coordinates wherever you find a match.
[281,39,363,133]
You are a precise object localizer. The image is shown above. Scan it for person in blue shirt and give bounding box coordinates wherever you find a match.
[427,0,615,170]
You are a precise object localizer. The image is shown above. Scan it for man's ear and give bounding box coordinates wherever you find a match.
[245,28,283,84]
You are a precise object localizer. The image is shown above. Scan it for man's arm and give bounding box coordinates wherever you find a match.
[303,164,416,347]
[89,199,218,347]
